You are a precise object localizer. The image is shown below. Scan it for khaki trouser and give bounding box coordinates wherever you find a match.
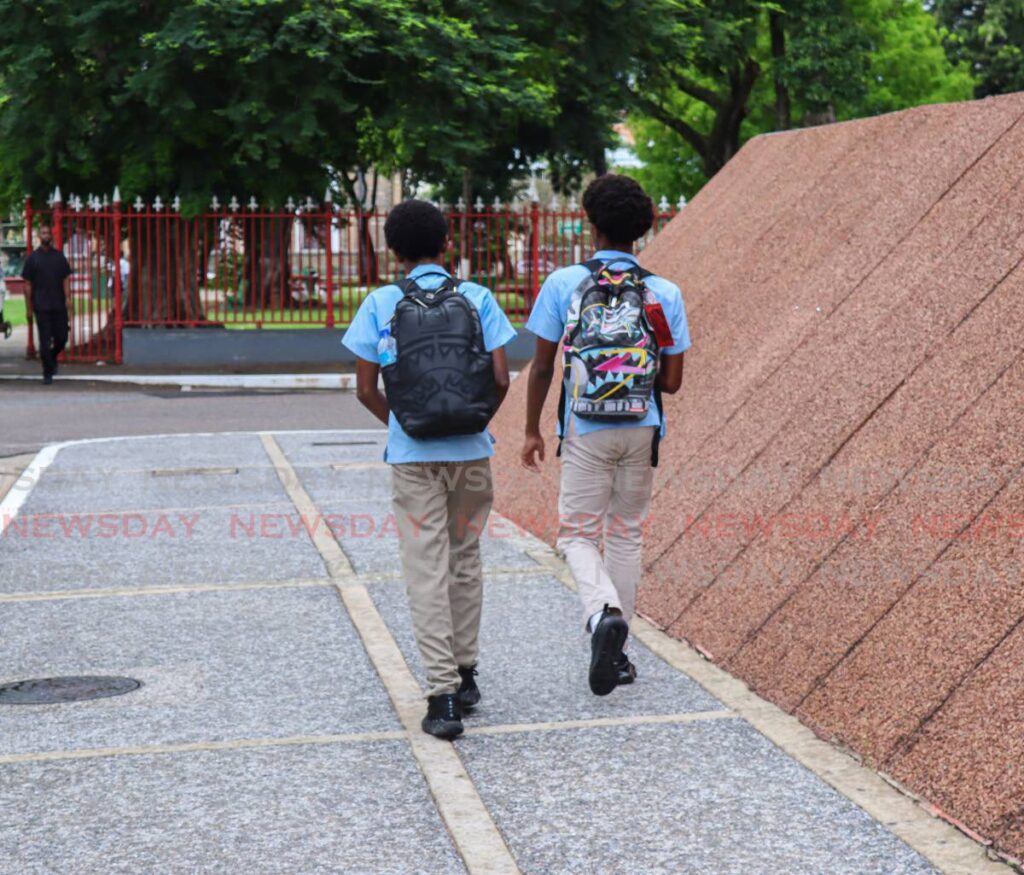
[557,426,655,628]
[392,458,494,698]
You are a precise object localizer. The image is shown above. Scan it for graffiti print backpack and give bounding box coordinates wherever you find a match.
[381,274,498,439]
[557,258,672,462]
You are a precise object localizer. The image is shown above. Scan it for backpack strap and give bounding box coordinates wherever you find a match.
[397,274,461,296]
[585,256,652,279]
[650,385,663,468]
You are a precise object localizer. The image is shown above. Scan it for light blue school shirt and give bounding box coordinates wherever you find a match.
[342,264,517,464]
[525,250,691,438]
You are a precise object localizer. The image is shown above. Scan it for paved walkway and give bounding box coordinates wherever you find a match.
[0,430,993,874]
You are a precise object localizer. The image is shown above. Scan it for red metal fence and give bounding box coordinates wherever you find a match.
[12,193,683,363]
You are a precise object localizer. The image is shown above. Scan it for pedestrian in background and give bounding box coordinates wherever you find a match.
[21,223,72,384]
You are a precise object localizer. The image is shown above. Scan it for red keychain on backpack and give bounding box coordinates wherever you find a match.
[644,301,675,348]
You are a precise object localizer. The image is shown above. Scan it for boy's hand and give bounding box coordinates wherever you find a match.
[521,432,545,472]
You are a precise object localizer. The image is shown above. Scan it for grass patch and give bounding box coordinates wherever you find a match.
[1,295,26,326]
[0,284,534,331]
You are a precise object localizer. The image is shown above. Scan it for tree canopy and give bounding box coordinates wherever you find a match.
[0,0,1008,211]
[0,0,564,211]
[935,0,1024,98]
[627,0,975,199]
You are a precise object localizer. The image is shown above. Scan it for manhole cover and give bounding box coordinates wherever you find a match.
[0,676,142,705]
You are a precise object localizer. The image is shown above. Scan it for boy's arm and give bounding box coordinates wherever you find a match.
[491,347,510,411]
[354,358,390,425]
[657,352,684,394]
[521,337,559,472]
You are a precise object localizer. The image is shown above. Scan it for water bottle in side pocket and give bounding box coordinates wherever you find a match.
[377,327,398,367]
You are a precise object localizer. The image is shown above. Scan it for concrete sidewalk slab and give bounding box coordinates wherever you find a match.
[0,586,397,755]
[370,573,723,726]
[0,430,1000,874]
[272,431,388,468]
[0,741,465,875]
[291,465,394,505]
[0,504,327,592]
[459,720,939,875]
[48,433,273,473]
[15,467,289,514]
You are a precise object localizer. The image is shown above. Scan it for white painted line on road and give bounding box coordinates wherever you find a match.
[0,443,61,537]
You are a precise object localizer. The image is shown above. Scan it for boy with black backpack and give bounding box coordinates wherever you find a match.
[344,199,515,739]
[520,174,690,696]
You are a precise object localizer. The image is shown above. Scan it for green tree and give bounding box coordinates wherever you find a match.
[0,0,555,317]
[628,0,974,197]
[934,0,1024,97]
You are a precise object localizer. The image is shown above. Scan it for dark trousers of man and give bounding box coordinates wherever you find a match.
[35,308,69,378]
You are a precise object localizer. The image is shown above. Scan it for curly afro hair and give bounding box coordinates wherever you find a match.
[582,174,654,245]
[384,199,449,261]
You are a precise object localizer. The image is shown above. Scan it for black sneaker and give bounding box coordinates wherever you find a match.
[615,653,637,685]
[457,666,481,711]
[589,605,628,696]
[421,693,464,740]
[42,375,53,385]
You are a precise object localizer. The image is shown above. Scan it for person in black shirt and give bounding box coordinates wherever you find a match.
[21,224,72,384]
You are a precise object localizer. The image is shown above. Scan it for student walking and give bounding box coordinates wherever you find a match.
[520,174,690,695]
[344,199,516,739]
[21,223,73,384]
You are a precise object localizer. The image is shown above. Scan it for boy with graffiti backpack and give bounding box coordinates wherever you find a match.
[520,174,690,695]
[344,199,516,739]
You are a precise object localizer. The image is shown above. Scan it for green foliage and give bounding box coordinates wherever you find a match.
[850,0,975,114]
[0,0,988,214]
[626,104,715,201]
[628,0,975,196]
[0,1,564,211]
[935,0,1024,97]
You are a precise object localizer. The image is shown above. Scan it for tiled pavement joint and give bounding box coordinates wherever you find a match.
[0,566,544,604]
[260,432,355,578]
[259,433,521,875]
[0,731,408,766]
[0,712,736,768]
[488,512,1014,875]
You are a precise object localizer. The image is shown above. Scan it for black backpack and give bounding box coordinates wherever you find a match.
[381,274,498,439]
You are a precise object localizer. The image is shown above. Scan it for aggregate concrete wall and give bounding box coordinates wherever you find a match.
[489,92,1024,861]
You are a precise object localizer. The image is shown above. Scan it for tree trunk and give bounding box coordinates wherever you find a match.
[357,211,378,286]
[125,214,203,325]
[803,105,837,127]
[769,11,791,131]
[243,215,292,309]
[704,60,761,178]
